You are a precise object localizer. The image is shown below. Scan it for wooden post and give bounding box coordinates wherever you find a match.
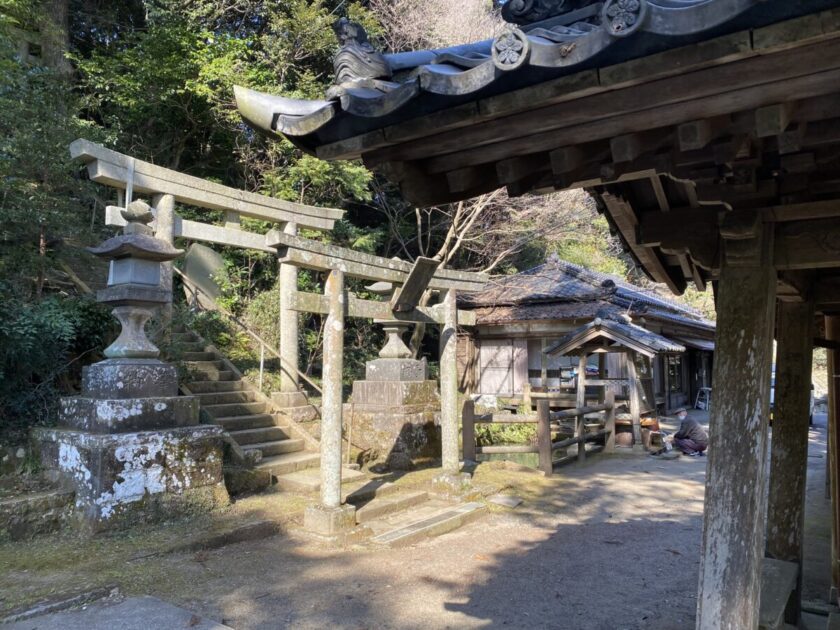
[577,354,587,409]
[320,269,345,509]
[152,193,175,332]
[696,249,776,630]
[605,389,616,453]
[627,352,643,451]
[523,382,532,411]
[767,298,815,625]
[828,315,840,603]
[278,222,300,397]
[462,399,476,463]
[537,400,552,476]
[576,411,586,463]
[440,288,459,474]
[663,355,671,413]
[541,338,549,388]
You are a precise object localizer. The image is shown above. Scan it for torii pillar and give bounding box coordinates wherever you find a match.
[696,223,776,629]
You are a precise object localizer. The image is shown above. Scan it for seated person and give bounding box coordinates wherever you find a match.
[672,408,708,456]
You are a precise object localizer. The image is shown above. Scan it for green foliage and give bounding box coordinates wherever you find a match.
[474,422,536,447]
[0,294,112,442]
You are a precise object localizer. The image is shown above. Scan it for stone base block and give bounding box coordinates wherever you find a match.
[82,359,178,399]
[351,380,439,407]
[304,503,357,537]
[34,425,228,531]
[365,358,427,382]
[59,396,199,433]
[344,404,440,462]
[271,391,309,408]
[431,472,473,497]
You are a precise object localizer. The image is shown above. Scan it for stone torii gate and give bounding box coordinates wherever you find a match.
[264,229,487,535]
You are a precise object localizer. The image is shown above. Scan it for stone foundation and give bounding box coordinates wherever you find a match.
[35,425,227,530]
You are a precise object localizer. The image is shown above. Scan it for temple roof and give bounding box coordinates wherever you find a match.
[545,315,687,357]
[235,1,837,152]
[235,2,840,301]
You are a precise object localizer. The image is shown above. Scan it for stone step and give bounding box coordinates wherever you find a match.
[203,401,267,418]
[172,332,198,342]
[243,438,305,457]
[190,369,236,382]
[229,426,290,446]
[174,341,205,352]
[355,490,429,524]
[186,360,225,370]
[216,414,277,432]
[255,451,320,476]
[195,391,256,406]
[187,380,245,394]
[274,466,367,493]
[369,502,486,548]
[182,351,217,361]
[343,479,401,505]
[277,404,319,423]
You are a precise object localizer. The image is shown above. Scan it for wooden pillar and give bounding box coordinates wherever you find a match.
[537,400,552,476]
[319,269,344,509]
[462,399,476,463]
[696,245,776,629]
[152,194,175,331]
[828,315,840,602]
[627,352,643,450]
[577,354,587,409]
[605,389,616,453]
[440,288,459,474]
[767,298,815,625]
[663,355,671,414]
[278,222,300,397]
[541,338,549,388]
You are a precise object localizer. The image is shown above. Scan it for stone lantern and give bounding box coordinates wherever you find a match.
[34,200,228,530]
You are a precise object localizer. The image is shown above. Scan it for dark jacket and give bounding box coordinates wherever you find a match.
[675,418,708,448]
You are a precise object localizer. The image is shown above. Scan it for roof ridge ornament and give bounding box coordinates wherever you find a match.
[328,17,391,97]
[603,0,647,37]
[492,26,531,70]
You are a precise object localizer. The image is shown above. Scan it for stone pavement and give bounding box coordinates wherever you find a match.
[5,596,231,630]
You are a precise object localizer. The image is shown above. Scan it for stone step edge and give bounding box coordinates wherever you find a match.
[355,490,429,524]
[369,502,486,548]
[343,480,401,505]
[275,468,366,493]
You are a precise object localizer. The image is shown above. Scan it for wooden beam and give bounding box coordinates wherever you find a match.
[496,154,547,185]
[289,290,477,325]
[677,116,729,151]
[72,139,342,231]
[390,257,439,312]
[776,219,840,270]
[755,102,795,138]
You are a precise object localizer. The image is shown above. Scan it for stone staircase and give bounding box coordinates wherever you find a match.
[173,330,320,479]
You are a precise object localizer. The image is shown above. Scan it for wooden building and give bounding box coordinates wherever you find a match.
[456,257,714,412]
[236,1,840,626]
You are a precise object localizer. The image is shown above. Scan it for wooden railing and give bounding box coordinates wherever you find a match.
[462,390,615,476]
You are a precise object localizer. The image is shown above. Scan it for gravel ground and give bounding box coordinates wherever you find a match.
[151,453,709,629]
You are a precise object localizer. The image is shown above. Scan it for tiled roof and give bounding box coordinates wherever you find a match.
[546,316,687,357]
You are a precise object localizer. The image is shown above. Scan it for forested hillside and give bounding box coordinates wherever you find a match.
[0,0,713,442]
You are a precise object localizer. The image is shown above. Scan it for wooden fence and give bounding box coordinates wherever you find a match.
[462,390,615,476]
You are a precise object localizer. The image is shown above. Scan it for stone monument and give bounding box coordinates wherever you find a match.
[344,320,441,470]
[34,200,228,530]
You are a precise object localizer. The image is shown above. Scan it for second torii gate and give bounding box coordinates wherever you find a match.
[265,229,487,535]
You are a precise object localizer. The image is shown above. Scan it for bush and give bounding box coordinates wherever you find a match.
[474,422,536,446]
[0,294,113,443]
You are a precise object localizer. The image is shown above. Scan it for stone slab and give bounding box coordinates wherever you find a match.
[365,358,428,382]
[370,501,485,547]
[0,489,75,541]
[33,425,227,529]
[351,379,439,406]
[59,396,198,433]
[304,503,357,536]
[271,391,309,408]
[3,596,232,630]
[344,404,440,461]
[488,494,523,509]
[82,359,177,399]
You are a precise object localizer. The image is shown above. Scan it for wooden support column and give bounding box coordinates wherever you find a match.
[627,353,643,451]
[537,400,552,476]
[320,269,345,509]
[278,222,301,398]
[541,338,549,387]
[440,288,459,474]
[696,234,776,629]
[577,354,587,409]
[462,400,476,463]
[828,315,840,602]
[605,389,616,453]
[767,298,815,625]
[152,193,175,332]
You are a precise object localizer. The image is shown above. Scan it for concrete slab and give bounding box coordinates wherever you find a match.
[5,596,232,630]
[489,494,523,509]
